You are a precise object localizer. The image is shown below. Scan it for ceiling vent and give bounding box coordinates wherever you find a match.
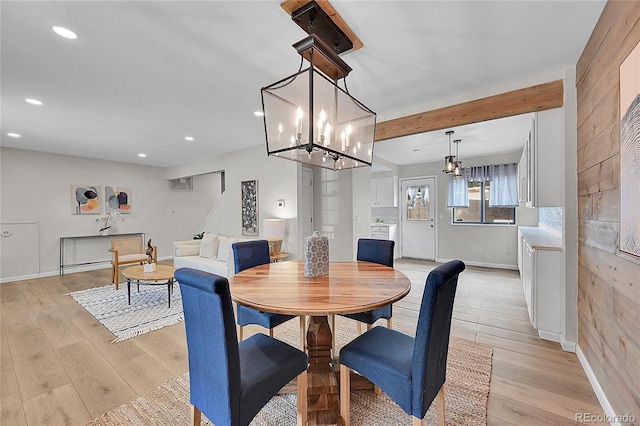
[170,177,193,191]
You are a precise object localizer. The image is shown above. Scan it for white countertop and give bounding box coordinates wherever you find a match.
[519,226,562,251]
[371,223,397,226]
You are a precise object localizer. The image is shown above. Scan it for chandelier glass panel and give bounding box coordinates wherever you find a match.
[262,67,375,170]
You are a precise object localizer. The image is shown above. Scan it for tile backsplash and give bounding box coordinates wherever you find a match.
[539,207,562,231]
[371,207,399,224]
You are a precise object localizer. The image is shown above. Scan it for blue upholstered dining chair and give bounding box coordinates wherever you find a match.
[175,268,308,426]
[339,260,465,426]
[232,240,297,342]
[339,238,396,333]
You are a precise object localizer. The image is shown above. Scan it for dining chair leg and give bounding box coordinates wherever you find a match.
[374,385,382,395]
[297,369,308,426]
[191,405,201,426]
[269,328,274,338]
[436,383,445,426]
[387,317,393,329]
[412,416,422,425]
[114,267,120,290]
[339,364,351,426]
[356,322,362,335]
[366,323,373,331]
[299,315,306,351]
[238,325,244,341]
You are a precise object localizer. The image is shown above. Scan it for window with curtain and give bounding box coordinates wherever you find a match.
[450,163,517,225]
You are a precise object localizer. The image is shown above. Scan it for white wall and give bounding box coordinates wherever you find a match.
[165,145,300,257]
[0,147,219,281]
[313,167,354,260]
[352,167,373,258]
[399,151,539,269]
[562,66,579,347]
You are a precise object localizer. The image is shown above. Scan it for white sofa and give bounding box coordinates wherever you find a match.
[173,234,258,278]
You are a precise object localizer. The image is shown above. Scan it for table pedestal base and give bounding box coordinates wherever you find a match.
[306,316,342,426]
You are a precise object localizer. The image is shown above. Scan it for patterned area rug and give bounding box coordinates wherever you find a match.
[68,283,183,342]
[87,318,492,425]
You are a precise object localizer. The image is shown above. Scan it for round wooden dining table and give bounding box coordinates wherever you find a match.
[229,260,411,425]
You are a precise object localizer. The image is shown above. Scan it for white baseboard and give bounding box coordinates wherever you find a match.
[437,258,518,270]
[0,256,173,284]
[576,344,621,426]
[561,338,577,353]
[537,329,562,344]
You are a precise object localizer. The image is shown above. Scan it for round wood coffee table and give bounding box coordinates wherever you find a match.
[121,264,176,308]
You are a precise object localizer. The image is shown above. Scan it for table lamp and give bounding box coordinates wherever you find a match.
[263,218,286,256]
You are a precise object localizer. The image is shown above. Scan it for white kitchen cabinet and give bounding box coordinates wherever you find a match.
[518,227,563,343]
[371,176,398,207]
[371,224,399,258]
[519,108,564,207]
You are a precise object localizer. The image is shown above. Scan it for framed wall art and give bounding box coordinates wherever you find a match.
[241,180,258,236]
[619,40,640,258]
[71,185,101,214]
[105,186,132,214]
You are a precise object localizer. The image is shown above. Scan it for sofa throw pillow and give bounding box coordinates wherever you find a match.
[216,237,239,262]
[199,234,219,259]
[175,244,200,257]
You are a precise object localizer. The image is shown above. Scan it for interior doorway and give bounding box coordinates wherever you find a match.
[401,177,436,260]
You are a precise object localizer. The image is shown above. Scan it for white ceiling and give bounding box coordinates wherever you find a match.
[0,1,606,168]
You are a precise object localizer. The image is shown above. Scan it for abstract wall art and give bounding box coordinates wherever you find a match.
[72,185,101,214]
[105,186,132,214]
[241,180,258,236]
[620,40,640,258]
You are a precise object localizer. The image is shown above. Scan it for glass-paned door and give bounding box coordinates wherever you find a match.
[401,177,435,259]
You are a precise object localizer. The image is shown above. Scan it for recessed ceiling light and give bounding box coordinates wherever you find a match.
[7,132,21,138]
[185,136,194,141]
[254,111,264,117]
[25,98,43,105]
[52,26,77,40]
[138,153,147,158]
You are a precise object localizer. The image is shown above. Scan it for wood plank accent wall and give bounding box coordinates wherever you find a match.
[576,1,640,421]
[374,80,564,142]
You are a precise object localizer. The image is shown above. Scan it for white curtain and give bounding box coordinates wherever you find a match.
[408,186,417,208]
[461,163,519,208]
[447,171,469,208]
[420,185,429,207]
[488,163,519,207]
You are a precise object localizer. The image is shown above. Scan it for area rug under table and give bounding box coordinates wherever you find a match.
[68,283,183,342]
[87,318,493,425]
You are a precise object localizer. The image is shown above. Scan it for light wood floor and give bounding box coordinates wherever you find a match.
[1,259,605,425]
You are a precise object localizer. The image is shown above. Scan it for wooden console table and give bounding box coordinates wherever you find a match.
[59,232,145,276]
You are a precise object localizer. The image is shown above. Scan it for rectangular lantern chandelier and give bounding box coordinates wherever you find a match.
[261,1,376,171]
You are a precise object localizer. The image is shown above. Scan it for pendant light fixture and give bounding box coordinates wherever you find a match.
[443,130,456,173]
[260,1,376,171]
[452,139,463,177]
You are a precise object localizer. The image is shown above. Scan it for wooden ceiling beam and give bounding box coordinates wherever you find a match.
[281,0,363,52]
[374,80,564,142]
